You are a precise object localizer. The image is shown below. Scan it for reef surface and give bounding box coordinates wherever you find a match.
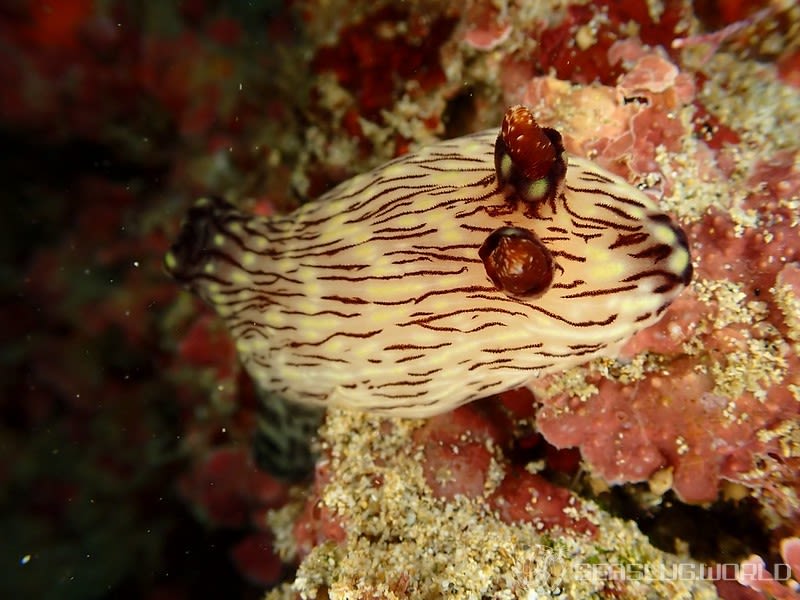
[1,0,798,598]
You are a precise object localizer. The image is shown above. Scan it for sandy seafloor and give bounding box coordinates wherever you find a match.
[1,1,799,599]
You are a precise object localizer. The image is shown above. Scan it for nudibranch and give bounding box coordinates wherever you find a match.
[166,105,692,418]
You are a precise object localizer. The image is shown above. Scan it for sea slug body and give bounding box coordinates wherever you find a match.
[166,106,692,417]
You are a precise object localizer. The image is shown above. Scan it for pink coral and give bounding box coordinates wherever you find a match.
[537,215,800,510]
[519,41,707,193]
[489,469,597,534]
[738,537,800,600]
[534,158,800,512]
[462,0,512,51]
[310,7,456,119]
[292,462,347,559]
[413,406,505,500]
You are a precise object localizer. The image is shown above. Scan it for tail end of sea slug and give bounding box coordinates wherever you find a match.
[164,197,239,288]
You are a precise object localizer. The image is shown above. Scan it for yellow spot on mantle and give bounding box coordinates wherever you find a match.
[668,248,689,275]
[589,249,625,281]
[652,225,676,245]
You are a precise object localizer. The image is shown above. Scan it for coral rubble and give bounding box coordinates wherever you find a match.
[266,408,718,599]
